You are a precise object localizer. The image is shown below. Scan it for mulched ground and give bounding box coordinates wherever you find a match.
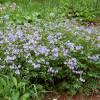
[43,92,100,100]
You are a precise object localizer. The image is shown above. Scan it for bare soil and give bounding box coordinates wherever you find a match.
[43,92,100,100]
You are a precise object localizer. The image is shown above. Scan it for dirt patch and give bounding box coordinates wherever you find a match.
[43,92,100,100]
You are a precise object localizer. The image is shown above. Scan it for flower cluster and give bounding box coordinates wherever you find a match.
[0,18,100,83]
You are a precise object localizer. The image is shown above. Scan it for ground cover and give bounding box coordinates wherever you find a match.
[0,1,100,100]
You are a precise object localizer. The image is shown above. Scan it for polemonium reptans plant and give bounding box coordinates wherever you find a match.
[0,18,100,84]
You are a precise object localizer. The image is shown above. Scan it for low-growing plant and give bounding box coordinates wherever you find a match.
[0,73,44,100]
[0,17,100,97]
[60,0,98,21]
[0,0,100,99]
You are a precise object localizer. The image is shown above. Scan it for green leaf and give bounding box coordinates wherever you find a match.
[0,77,6,87]
[12,77,17,87]
[12,91,19,100]
[88,72,100,78]
[21,93,30,100]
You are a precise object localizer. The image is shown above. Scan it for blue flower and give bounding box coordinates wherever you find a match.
[52,47,58,59]
[67,58,77,70]
[62,48,68,56]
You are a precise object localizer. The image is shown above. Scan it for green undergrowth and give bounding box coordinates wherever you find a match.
[0,0,100,24]
[0,0,100,100]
